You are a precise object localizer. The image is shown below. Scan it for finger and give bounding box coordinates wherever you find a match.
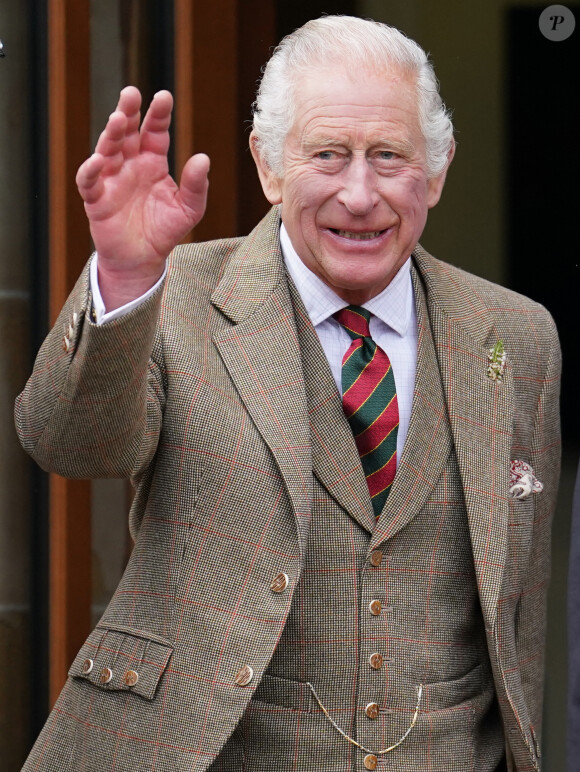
[139,90,174,157]
[93,86,141,162]
[177,153,210,222]
[116,86,142,160]
[76,153,106,204]
[116,85,142,116]
[93,110,129,173]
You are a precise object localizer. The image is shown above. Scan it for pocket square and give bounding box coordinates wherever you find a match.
[509,459,543,499]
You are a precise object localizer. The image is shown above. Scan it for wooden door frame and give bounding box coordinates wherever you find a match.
[47,0,92,706]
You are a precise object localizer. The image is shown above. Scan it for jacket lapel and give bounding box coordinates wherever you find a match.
[371,266,454,546]
[413,246,513,629]
[211,209,312,555]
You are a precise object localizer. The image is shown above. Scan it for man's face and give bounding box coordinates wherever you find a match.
[252,65,452,304]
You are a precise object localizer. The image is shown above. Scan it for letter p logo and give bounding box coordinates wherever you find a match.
[539,5,576,40]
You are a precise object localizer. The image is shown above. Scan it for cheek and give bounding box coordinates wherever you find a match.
[387,177,430,218]
[284,169,339,208]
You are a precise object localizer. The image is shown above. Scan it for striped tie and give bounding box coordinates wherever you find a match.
[334,306,399,516]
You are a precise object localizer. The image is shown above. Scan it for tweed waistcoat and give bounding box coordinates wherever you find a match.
[211,270,505,771]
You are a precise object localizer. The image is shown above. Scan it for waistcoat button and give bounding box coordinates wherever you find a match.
[369,652,384,669]
[369,599,382,616]
[365,702,380,719]
[364,754,378,770]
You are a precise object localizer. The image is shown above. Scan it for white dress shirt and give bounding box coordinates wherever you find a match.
[280,225,417,460]
[91,224,418,458]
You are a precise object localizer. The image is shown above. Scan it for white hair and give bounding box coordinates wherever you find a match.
[252,15,454,178]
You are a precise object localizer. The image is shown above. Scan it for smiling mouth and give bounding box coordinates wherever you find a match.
[332,229,386,240]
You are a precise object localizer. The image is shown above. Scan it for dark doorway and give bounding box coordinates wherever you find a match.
[506,6,579,445]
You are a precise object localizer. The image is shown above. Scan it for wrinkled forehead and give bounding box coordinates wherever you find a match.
[286,62,422,138]
[290,60,418,110]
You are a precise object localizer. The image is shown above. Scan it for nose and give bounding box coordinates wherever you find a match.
[336,156,379,216]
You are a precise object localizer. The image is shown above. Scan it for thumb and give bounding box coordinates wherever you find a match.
[178,153,210,226]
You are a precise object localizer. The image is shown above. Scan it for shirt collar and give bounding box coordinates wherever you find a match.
[280,223,413,336]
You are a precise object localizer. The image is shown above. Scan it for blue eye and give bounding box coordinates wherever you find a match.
[379,150,395,160]
[311,149,345,172]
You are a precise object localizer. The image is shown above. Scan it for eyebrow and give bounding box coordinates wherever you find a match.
[302,137,348,150]
[303,136,416,157]
[380,139,415,157]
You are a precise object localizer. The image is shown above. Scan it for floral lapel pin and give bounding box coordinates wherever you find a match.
[509,459,543,500]
[487,340,506,382]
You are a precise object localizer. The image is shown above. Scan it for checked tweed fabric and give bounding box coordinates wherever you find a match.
[334,305,399,516]
[15,207,561,772]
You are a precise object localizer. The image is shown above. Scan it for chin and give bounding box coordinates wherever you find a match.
[332,267,395,293]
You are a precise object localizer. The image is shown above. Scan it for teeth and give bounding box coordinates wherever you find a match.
[336,230,382,240]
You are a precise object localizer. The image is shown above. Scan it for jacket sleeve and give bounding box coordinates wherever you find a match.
[14,264,167,480]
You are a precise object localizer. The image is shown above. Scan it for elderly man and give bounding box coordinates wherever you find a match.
[17,15,559,772]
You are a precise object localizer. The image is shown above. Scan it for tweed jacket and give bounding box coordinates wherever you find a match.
[16,207,560,772]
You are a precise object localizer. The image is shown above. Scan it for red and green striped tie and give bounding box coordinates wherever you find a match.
[334,306,399,516]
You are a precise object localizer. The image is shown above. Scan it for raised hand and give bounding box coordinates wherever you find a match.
[76,86,210,310]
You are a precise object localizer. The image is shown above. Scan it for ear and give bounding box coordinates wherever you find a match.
[426,138,455,209]
[250,132,283,204]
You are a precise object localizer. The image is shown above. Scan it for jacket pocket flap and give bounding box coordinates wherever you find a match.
[68,626,173,701]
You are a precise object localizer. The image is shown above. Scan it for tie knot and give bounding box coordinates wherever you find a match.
[334,305,372,340]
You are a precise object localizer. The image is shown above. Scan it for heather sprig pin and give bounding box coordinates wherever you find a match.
[487,340,506,382]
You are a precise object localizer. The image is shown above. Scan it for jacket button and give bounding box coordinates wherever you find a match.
[82,658,94,674]
[123,669,139,687]
[369,599,382,616]
[365,702,380,719]
[364,754,378,770]
[270,573,289,593]
[234,665,254,687]
[369,550,383,566]
[369,653,384,670]
[99,667,113,684]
